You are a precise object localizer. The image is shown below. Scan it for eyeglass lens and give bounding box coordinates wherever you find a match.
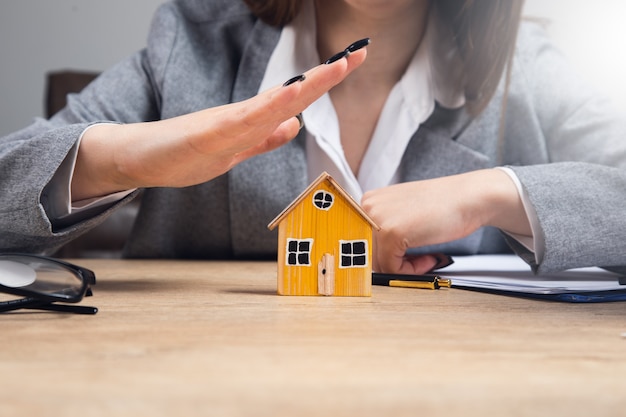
[0,257,85,301]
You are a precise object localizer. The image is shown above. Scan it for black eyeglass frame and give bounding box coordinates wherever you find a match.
[0,253,97,314]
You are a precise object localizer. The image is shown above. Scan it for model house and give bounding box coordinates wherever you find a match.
[267,172,380,296]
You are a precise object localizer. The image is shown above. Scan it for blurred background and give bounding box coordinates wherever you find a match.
[1,0,625,137]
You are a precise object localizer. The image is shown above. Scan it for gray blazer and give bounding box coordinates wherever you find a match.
[1,0,626,273]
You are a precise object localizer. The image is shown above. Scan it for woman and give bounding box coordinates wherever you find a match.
[1,0,625,275]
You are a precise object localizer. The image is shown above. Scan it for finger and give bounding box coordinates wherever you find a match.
[371,231,409,273]
[285,47,367,112]
[375,251,439,275]
[231,48,367,136]
[190,48,367,158]
[430,253,454,270]
[399,254,440,275]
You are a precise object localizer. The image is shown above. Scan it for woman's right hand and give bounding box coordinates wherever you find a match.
[361,169,532,274]
[71,48,367,201]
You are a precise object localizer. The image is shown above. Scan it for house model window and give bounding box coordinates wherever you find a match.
[286,238,313,266]
[339,240,368,268]
[312,190,334,210]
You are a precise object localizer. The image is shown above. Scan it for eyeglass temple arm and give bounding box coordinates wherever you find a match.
[30,303,98,315]
[0,297,98,315]
[0,297,45,312]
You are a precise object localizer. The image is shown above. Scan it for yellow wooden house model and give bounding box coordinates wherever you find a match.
[267,172,380,296]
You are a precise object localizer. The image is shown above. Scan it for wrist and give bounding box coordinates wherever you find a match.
[478,168,531,236]
[71,123,136,201]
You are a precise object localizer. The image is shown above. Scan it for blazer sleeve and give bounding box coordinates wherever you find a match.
[506,23,626,274]
[0,3,177,254]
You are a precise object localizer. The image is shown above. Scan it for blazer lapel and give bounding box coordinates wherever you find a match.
[399,104,493,182]
[228,22,308,257]
[229,134,308,257]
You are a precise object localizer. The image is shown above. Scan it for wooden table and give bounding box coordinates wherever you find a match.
[1,259,625,416]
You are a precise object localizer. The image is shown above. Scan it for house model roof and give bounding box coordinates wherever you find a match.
[267,171,380,231]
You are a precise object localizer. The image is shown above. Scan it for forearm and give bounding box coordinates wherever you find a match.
[71,47,367,202]
[71,102,304,201]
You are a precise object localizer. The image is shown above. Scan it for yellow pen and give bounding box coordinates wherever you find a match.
[372,273,451,290]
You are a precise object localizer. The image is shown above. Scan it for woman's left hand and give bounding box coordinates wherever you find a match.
[361,169,532,274]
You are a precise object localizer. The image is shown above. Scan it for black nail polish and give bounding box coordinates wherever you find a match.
[283,74,306,87]
[346,38,370,53]
[324,50,348,65]
[432,254,454,270]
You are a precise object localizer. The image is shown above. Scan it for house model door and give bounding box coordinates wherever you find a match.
[317,253,335,296]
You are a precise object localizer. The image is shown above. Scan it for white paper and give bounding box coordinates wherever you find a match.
[438,255,626,295]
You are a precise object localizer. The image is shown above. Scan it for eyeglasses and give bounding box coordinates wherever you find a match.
[0,253,97,315]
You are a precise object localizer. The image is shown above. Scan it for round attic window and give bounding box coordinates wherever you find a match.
[312,190,334,210]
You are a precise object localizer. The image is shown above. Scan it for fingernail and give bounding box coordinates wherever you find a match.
[324,50,348,65]
[283,74,306,87]
[346,38,370,53]
[324,37,370,64]
[295,113,304,130]
[432,254,454,270]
